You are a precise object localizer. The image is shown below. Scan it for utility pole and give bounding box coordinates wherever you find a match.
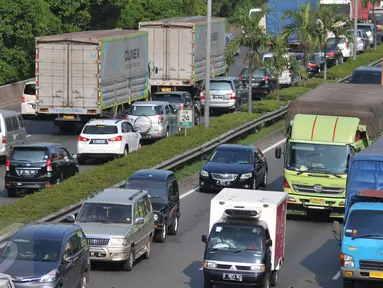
[353,0,358,61]
[204,0,212,127]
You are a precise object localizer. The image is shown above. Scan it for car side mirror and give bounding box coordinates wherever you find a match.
[201,234,208,243]
[71,154,77,159]
[275,147,282,159]
[66,214,76,223]
[266,239,272,247]
[65,255,75,264]
[135,218,144,225]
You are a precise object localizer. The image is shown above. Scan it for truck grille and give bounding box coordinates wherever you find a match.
[216,263,252,271]
[87,238,109,246]
[292,184,343,195]
[211,173,237,181]
[360,260,383,271]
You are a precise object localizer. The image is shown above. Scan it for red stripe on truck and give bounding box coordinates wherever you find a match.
[310,116,318,140]
[332,117,339,142]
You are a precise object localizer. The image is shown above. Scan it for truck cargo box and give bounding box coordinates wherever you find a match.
[209,188,288,270]
[287,83,383,139]
[139,16,226,88]
[36,30,149,117]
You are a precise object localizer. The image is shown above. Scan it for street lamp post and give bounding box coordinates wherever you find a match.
[204,0,212,127]
[353,0,358,61]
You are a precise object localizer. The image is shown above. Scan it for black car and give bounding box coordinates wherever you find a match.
[239,67,275,99]
[4,143,79,197]
[122,169,180,243]
[0,223,90,288]
[307,54,324,76]
[317,43,343,67]
[349,66,381,84]
[151,91,201,125]
[199,144,268,192]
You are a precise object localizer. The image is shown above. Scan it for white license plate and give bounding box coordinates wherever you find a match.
[217,180,230,186]
[212,95,222,99]
[92,139,107,144]
[223,273,242,281]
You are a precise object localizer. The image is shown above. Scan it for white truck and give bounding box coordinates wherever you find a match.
[201,188,287,288]
[35,30,150,132]
[139,16,227,97]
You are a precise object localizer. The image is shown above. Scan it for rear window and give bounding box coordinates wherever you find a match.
[11,148,48,162]
[358,25,372,32]
[208,81,232,90]
[241,69,265,78]
[351,71,381,84]
[128,105,162,116]
[23,84,36,95]
[327,37,345,45]
[152,94,183,103]
[82,125,118,134]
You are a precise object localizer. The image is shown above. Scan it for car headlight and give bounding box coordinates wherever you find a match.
[40,269,58,283]
[200,169,209,177]
[204,261,217,268]
[240,173,252,179]
[342,254,354,267]
[250,264,265,272]
[154,213,158,221]
[109,238,128,246]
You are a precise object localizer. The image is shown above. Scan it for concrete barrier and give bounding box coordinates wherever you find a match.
[0,78,34,108]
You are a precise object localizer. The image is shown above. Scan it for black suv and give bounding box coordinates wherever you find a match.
[122,169,180,243]
[0,223,90,288]
[4,143,79,197]
[151,91,201,125]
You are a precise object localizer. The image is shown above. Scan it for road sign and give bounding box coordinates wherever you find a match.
[177,109,194,128]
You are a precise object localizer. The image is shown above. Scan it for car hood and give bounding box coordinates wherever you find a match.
[77,222,132,237]
[202,162,254,174]
[0,259,57,279]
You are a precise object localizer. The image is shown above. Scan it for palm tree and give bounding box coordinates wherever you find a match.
[281,3,320,69]
[362,0,379,50]
[225,4,270,113]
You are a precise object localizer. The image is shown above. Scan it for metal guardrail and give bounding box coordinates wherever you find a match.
[0,59,381,244]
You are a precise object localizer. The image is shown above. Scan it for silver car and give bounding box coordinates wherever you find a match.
[200,77,248,114]
[125,101,178,139]
[68,188,154,271]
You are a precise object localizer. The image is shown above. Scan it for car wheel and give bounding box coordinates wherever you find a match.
[143,239,151,259]
[57,173,64,184]
[168,216,179,235]
[7,189,17,198]
[154,225,167,243]
[78,157,87,165]
[165,128,169,138]
[80,271,89,288]
[270,271,278,286]
[123,146,129,156]
[261,170,268,187]
[138,141,142,150]
[122,249,134,271]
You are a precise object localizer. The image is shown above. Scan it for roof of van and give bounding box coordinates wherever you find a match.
[0,110,20,117]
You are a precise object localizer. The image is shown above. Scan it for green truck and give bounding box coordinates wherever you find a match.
[275,83,383,218]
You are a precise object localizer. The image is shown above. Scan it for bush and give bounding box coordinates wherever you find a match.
[241,99,288,113]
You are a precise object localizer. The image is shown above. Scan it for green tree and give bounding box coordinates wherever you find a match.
[362,0,379,50]
[225,4,270,113]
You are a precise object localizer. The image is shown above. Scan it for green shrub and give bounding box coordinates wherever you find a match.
[241,99,288,113]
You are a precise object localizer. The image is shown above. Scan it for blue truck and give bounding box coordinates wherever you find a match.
[332,135,383,288]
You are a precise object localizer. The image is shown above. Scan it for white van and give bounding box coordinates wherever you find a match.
[21,81,36,116]
[262,52,301,86]
[0,110,27,160]
[327,32,354,59]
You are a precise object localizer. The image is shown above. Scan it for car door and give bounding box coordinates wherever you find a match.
[142,195,154,241]
[133,200,146,253]
[233,79,245,105]
[53,147,70,179]
[61,235,80,288]
[5,118,16,150]
[168,179,180,224]
[254,149,264,185]
[166,105,177,135]
[61,147,77,176]
[255,148,267,185]
[121,121,139,151]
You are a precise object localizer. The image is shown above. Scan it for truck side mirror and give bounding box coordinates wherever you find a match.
[275,147,282,159]
[201,235,208,243]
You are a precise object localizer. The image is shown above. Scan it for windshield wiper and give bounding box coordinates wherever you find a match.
[233,248,258,253]
[352,234,383,240]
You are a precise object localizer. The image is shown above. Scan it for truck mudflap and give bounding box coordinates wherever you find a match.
[286,196,345,218]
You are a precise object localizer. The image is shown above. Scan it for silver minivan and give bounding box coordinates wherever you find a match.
[125,101,178,139]
[0,110,27,160]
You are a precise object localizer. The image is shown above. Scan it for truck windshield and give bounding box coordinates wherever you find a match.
[207,225,264,252]
[345,210,383,239]
[286,142,350,174]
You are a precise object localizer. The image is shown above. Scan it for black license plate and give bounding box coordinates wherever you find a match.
[217,180,230,186]
[91,139,107,144]
[223,273,242,281]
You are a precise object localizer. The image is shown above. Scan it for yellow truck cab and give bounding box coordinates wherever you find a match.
[275,83,383,218]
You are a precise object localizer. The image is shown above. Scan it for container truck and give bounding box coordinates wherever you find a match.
[351,0,380,22]
[274,83,383,218]
[139,16,226,97]
[201,188,287,288]
[332,136,383,288]
[35,30,149,132]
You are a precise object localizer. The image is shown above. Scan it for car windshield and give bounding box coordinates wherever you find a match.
[11,148,48,162]
[24,84,36,95]
[345,210,383,239]
[152,94,183,103]
[1,238,61,262]
[123,181,167,199]
[209,148,253,164]
[286,142,350,174]
[77,203,132,224]
[351,71,381,84]
[82,125,118,134]
[128,105,162,116]
[207,225,265,252]
[358,25,372,32]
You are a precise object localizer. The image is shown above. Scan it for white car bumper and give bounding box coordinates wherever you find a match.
[77,141,124,156]
[21,102,36,115]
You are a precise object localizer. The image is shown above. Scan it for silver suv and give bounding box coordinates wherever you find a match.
[68,188,154,271]
[125,101,178,139]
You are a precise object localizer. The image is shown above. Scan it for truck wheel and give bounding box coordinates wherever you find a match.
[270,271,278,286]
[168,216,179,235]
[343,279,355,288]
[203,279,213,288]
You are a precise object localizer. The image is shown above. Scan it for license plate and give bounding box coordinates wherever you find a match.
[161,88,171,92]
[91,139,107,144]
[310,198,325,205]
[217,180,230,186]
[223,273,242,281]
[18,169,37,175]
[370,272,383,279]
[63,115,75,120]
[212,95,222,99]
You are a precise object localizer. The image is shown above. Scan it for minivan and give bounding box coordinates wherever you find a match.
[0,110,27,160]
[21,81,36,117]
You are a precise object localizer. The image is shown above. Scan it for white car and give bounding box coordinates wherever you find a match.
[262,52,301,86]
[77,119,141,165]
[327,36,354,59]
[21,81,36,116]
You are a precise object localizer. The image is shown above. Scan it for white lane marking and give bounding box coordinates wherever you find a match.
[332,271,340,280]
[199,267,203,271]
[180,188,197,200]
[26,135,31,137]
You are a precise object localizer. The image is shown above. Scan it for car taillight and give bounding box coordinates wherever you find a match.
[109,135,122,141]
[327,52,334,57]
[283,177,290,188]
[157,115,163,124]
[180,103,184,109]
[239,75,243,80]
[346,42,349,47]
[46,159,52,172]
[200,90,205,100]
[21,96,25,102]
[2,136,6,144]
[5,160,10,171]
[265,76,269,82]
[308,63,317,67]
[125,116,129,120]
[77,136,89,142]
[226,90,236,99]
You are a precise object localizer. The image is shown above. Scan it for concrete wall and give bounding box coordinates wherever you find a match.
[0,78,34,108]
